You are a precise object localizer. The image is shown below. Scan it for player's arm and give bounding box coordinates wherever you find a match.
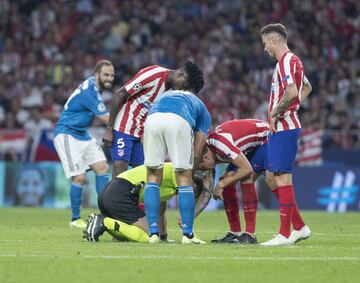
[269,83,298,132]
[97,114,109,125]
[193,105,212,172]
[194,170,215,218]
[158,201,169,240]
[299,75,312,104]
[193,131,207,173]
[271,83,298,118]
[213,153,252,200]
[103,86,128,147]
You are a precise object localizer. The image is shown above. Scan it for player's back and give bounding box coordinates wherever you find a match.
[55,77,107,140]
[208,119,269,157]
[149,90,211,133]
[216,119,270,141]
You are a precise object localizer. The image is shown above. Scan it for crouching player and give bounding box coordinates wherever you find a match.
[83,162,214,243]
[200,119,268,244]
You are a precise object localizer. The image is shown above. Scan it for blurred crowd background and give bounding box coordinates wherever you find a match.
[0,0,359,161]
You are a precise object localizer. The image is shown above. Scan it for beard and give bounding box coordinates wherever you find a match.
[98,79,113,92]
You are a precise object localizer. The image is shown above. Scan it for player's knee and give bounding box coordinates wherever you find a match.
[113,160,129,175]
[72,174,86,185]
[98,162,109,174]
[265,175,275,189]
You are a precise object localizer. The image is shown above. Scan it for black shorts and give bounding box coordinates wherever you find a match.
[98,178,145,224]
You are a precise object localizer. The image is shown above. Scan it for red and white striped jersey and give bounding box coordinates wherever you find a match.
[269,51,304,132]
[206,119,270,163]
[114,65,170,138]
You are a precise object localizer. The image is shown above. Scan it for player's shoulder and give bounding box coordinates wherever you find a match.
[137,65,169,76]
[80,76,98,95]
[283,51,302,64]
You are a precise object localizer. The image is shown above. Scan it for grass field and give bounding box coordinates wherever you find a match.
[0,208,359,283]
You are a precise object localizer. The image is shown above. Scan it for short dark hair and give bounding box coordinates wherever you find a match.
[94,60,113,74]
[260,23,287,40]
[184,61,205,94]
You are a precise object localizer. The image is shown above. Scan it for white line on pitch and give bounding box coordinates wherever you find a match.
[0,254,359,261]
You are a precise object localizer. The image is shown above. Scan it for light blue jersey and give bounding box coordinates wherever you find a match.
[149,90,211,135]
[55,76,108,140]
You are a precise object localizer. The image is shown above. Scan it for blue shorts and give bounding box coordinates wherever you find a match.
[226,143,267,174]
[267,128,300,173]
[110,131,144,166]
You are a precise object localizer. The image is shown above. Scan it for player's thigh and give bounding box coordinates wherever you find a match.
[129,138,144,166]
[247,143,267,174]
[83,137,107,168]
[110,131,135,163]
[143,113,167,168]
[164,114,194,171]
[54,134,89,178]
[267,129,300,173]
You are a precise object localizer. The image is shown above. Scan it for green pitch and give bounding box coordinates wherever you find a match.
[0,208,359,283]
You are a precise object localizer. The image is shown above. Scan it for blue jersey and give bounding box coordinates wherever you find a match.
[149,90,212,135]
[55,76,108,140]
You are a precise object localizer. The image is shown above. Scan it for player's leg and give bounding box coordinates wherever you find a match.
[261,129,307,246]
[54,134,89,228]
[109,131,136,178]
[239,173,259,244]
[143,113,166,242]
[238,143,268,243]
[129,138,144,167]
[266,172,308,241]
[83,137,109,194]
[212,169,241,243]
[165,114,204,244]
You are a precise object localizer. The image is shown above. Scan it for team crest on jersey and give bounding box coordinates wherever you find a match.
[132,83,142,92]
[97,103,106,112]
[118,149,124,156]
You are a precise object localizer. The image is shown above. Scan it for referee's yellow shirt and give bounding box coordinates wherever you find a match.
[118,162,178,202]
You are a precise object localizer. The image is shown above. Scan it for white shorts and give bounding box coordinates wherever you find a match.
[144,112,194,171]
[54,134,106,179]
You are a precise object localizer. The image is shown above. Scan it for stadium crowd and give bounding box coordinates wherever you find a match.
[0,0,359,153]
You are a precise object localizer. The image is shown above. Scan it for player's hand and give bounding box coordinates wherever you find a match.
[103,128,114,147]
[213,185,223,200]
[270,115,277,133]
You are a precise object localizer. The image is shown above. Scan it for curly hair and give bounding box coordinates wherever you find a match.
[184,61,205,94]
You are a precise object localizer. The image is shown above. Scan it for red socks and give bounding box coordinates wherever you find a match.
[273,185,294,237]
[241,183,258,234]
[222,182,241,233]
[272,187,305,232]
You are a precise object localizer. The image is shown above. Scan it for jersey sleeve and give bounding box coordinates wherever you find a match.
[207,133,241,161]
[82,89,108,116]
[195,102,212,136]
[279,54,296,88]
[124,66,155,96]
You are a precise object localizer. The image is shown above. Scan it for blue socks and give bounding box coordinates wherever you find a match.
[178,186,195,235]
[70,183,82,221]
[96,173,109,194]
[144,182,160,235]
